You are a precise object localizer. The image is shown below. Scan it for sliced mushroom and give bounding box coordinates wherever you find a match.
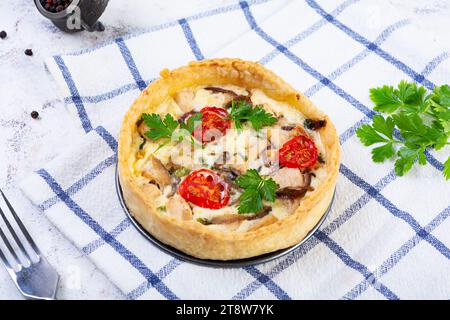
[204,86,239,97]
[166,194,192,220]
[174,89,195,112]
[304,118,327,130]
[178,110,197,124]
[141,155,172,187]
[225,95,252,109]
[270,168,312,199]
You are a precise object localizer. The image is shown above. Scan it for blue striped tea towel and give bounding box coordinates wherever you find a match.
[20,0,450,299]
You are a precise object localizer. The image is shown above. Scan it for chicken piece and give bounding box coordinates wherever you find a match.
[140,182,162,198]
[271,168,308,189]
[270,168,312,199]
[141,155,171,186]
[166,194,193,220]
[174,89,195,112]
[248,215,278,231]
[137,121,150,139]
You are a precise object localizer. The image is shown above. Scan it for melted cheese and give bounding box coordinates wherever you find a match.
[133,85,329,231]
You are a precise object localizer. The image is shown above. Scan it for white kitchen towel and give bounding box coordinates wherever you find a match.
[20,0,450,299]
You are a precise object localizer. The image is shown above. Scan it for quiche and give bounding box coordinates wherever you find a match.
[118,59,340,260]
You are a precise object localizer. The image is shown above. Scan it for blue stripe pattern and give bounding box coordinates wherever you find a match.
[62,0,272,57]
[37,169,178,300]
[39,154,116,211]
[64,79,154,105]
[240,1,375,119]
[315,231,399,300]
[82,218,131,255]
[421,52,449,77]
[259,0,360,65]
[243,266,292,300]
[95,126,118,152]
[340,164,450,260]
[304,19,410,97]
[343,204,450,299]
[179,18,205,60]
[305,0,436,89]
[127,258,182,300]
[53,56,93,132]
[116,38,147,91]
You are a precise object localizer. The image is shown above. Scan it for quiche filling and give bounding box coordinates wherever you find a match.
[132,85,327,233]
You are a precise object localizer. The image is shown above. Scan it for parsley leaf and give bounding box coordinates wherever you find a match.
[372,142,395,163]
[394,146,420,176]
[370,85,400,113]
[236,169,278,214]
[238,189,263,214]
[370,81,428,114]
[142,113,178,141]
[372,115,395,139]
[141,112,202,146]
[357,81,450,180]
[228,100,277,131]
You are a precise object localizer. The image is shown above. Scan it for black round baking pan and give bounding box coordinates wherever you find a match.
[115,164,334,268]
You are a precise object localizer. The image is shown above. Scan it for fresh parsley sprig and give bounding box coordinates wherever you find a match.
[142,113,179,141]
[228,100,277,130]
[142,112,202,145]
[235,169,278,214]
[356,81,450,179]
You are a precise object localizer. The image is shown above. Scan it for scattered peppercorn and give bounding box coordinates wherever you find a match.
[304,118,327,131]
[25,49,33,56]
[39,0,73,13]
[31,111,40,119]
[0,31,7,39]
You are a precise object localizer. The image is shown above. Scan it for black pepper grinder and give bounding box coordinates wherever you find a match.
[34,0,109,33]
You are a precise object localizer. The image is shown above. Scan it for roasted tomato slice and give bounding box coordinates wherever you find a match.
[279,135,318,169]
[193,107,231,144]
[178,169,230,209]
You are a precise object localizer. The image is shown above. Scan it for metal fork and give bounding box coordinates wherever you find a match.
[0,189,59,300]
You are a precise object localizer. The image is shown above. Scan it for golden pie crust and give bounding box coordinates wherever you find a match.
[118,58,340,260]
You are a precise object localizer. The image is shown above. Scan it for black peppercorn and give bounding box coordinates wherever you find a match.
[40,0,73,13]
[0,31,7,39]
[31,111,40,119]
[25,49,33,56]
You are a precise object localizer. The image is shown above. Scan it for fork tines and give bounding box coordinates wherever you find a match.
[0,189,40,269]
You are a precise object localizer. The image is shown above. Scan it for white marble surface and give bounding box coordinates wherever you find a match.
[0,0,449,300]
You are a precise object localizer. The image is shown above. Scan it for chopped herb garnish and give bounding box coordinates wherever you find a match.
[197,218,211,225]
[157,206,166,211]
[236,169,278,214]
[142,113,179,141]
[174,167,191,177]
[228,100,277,131]
[141,112,202,146]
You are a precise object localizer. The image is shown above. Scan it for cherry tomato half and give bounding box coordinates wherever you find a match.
[193,107,231,144]
[178,169,230,209]
[279,135,318,169]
